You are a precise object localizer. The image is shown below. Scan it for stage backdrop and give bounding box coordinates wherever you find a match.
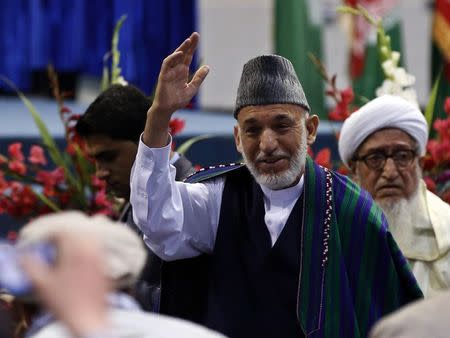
[0,0,197,95]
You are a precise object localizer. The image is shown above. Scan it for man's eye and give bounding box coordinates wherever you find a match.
[394,151,410,161]
[276,124,290,131]
[97,153,116,163]
[245,127,260,135]
[366,153,384,162]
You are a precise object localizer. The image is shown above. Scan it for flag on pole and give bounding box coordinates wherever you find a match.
[275,0,325,118]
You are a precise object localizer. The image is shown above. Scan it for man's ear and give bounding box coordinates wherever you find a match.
[234,125,243,154]
[305,114,319,145]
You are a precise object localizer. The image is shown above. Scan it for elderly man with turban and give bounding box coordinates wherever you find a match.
[130,33,422,338]
[339,95,450,297]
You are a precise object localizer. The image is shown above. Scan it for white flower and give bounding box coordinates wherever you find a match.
[376,79,402,96]
[376,79,418,106]
[391,67,415,87]
[113,76,128,86]
[391,51,400,64]
[398,88,419,106]
[382,59,396,77]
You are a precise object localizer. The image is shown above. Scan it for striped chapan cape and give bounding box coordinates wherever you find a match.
[298,156,423,337]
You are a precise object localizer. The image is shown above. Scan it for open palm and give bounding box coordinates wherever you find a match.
[153,32,209,114]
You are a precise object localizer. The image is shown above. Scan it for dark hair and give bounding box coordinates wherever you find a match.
[76,84,151,143]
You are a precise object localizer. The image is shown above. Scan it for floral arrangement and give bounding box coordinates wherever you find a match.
[423,98,450,204]
[0,15,195,228]
[0,67,117,221]
[0,16,121,224]
[327,3,450,204]
[338,4,418,105]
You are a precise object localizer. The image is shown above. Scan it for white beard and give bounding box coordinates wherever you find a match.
[378,189,420,234]
[376,167,433,254]
[241,123,308,190]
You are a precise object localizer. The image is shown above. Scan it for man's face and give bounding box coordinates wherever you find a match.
[234,104,318,190]
[351,128,421,206]
[85,134,138,199]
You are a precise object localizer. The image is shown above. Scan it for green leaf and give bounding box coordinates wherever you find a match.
[176,135,215,155]
[32,190,61,212]
[73,144,95,189]
[101,52,111,91]
[336,5,360,16]
[111,15,127,85]
[0,76,82,193]
[425,70,442,132]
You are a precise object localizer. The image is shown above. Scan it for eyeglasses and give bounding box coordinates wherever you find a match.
[353,149,417,171]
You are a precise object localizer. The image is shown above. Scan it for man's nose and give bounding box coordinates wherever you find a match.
[259,129,278,155]
[381,158,400,180]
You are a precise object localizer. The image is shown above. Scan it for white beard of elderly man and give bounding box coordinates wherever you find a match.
[339,95,450,297]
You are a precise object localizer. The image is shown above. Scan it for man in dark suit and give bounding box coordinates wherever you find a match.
[75,84,195,312]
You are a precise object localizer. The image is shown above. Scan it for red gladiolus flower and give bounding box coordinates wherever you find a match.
[94,190,108,207]
[8,143,25,161]
[423,176,437,193]
[60,106,71,114]
[337,164,349,176]
[315,148,332,169]
[28,145,47,165]
[444,98,450,116]
[169,118,186,136]
[341,87,354,104]
[36,167,65,196]
[422,154,436,172]
[57,191,71,206]
[442,190,450,204]
[8,160,26,175]
[91,175,106,189]
[0,173,8,193]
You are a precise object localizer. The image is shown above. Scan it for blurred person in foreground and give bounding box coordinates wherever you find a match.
[369,291,450,338]
[339,95,450,297]
[129,32,422,338]
[75,84,197,314]
[17,211,225,338]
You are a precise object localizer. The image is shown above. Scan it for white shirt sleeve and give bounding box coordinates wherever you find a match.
[130,134,224,261]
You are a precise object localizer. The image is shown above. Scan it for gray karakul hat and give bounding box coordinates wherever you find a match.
[234,54,310,118]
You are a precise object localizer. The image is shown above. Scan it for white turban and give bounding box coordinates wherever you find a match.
[338,95,429,167]
[18,211,147,288]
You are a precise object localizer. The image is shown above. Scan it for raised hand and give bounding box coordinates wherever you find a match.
[153,32,209,114]
[144,32,209,147]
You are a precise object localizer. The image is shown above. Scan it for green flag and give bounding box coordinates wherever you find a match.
[275,0,325,119]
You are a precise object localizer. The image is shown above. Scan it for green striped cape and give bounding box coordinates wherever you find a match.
[298,156,423,337]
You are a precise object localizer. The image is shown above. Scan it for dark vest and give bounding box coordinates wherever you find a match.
[205,166,305,338]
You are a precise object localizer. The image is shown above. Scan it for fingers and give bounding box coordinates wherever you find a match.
[160,32,200,77]
[20,254,51,291]
[188,65,210,91]
[160,51,185,75]
[183,32,199,67]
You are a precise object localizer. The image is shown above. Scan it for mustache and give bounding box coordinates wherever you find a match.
[255,150,290,162]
